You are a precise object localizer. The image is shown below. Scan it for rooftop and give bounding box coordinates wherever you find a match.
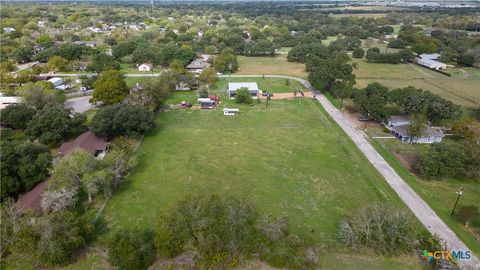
[228,82,259,91]
[392,124,444,138]
[58,131,108,157]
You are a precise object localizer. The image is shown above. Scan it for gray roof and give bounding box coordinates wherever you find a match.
[228,82,259,91]
[389,115,409,122]
[392,124,444,137]
[419,53,440,60]
[186,59,211,69]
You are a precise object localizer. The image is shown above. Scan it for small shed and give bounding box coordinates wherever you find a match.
[0,96,22,110]
[227,82,261,99]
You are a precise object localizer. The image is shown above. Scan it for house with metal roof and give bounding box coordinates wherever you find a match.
[387,116,444,144]
[227,82,262,99]
[416,53,446,70]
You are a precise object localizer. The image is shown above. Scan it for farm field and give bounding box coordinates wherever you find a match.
[352,59,480,108]
[99,91,424,268]
[237,55,307,79]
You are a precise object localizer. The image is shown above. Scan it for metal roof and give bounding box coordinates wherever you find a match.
[228,82,259,91]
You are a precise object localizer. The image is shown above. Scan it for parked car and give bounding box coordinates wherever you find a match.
[179,101,192,108]
[358,115,369,121]
[262,92,273,97]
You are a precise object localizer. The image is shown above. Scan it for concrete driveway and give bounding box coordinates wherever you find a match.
[64,96,97,113]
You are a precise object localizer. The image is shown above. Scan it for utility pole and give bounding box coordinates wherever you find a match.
[450,187,464,215]
[265,93,270,110]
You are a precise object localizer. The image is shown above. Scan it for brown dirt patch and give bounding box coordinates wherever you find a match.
[260,92,314,100]
[392,152,417,171]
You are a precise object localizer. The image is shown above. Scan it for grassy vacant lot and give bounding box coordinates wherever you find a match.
[100,91,424,268]
[352,59,480,108]
[237,55,307,79]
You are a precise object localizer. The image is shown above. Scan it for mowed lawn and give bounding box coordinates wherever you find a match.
[237,55,307,79]
[213,77,306,93]
[103,95,410,245]
[352,59,480,108]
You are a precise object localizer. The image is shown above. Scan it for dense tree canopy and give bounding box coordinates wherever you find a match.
[25,105,86,146]
[92,70,129,105]
[91,104,154,138]
[353,82,390,121]
[1,141,52,200]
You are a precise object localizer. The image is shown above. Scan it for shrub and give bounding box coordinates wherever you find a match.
[155,194,317,269]
[234,88,253,104]
[415,144,472,179]
[107,229,156,270]
[456,205,480,227]
[352,47,365,58]
[338,204,415,255]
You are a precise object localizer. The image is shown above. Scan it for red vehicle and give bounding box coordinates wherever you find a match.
[179,101,192,108]
[209,95,220,104]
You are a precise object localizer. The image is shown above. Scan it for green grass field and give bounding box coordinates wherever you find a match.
[120,63,162,74]
[352,59,480,108]
[97,92,424,268]
[237,55,307,79]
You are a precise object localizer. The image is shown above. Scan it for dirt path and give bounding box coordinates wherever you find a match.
[260,92,314,100]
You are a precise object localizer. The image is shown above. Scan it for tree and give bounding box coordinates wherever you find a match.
[91,104,154,138]
[92,70,128,105]
[456,205,480,227]
[458,53,475,66]
[199,67,218,87]
[287,43,328,63]
[352,47,365,58]
[308,53,356,95]
[213,48,238,73]
[365,47,380,62]
[334,86,354,109]
[107,229,155,270]
[338,204,415,255]
[102,148,137,196]
[415,143,472,179]
[26,105,86,146]
[19,81,65,110]
[47,55,69,72]
[235,88,253,104]
[7,211,86,268]
[0,104,36,129]
[408,113,427,137]
[353,83,390,121]
[390,86,426,114]
[87,53,120,73]
[1,141,52,200]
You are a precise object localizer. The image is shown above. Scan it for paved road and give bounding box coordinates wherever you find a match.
[51,72,479,268]
[227,74,479,269]
[64,96,97,113]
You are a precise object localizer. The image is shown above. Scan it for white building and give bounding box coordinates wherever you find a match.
[2,27,15,33]
[186,58,211,73]
[138,63,153,72]
[416,54,446,70]
[0,96,22,110]
[227,82,262,99]
[48,77,64,87]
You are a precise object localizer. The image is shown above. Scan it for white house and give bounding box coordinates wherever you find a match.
[138,63,153,72]
[227,82,262,99]
[48,77,64,87]
[416,53,446,70]
[0,96,22,110]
